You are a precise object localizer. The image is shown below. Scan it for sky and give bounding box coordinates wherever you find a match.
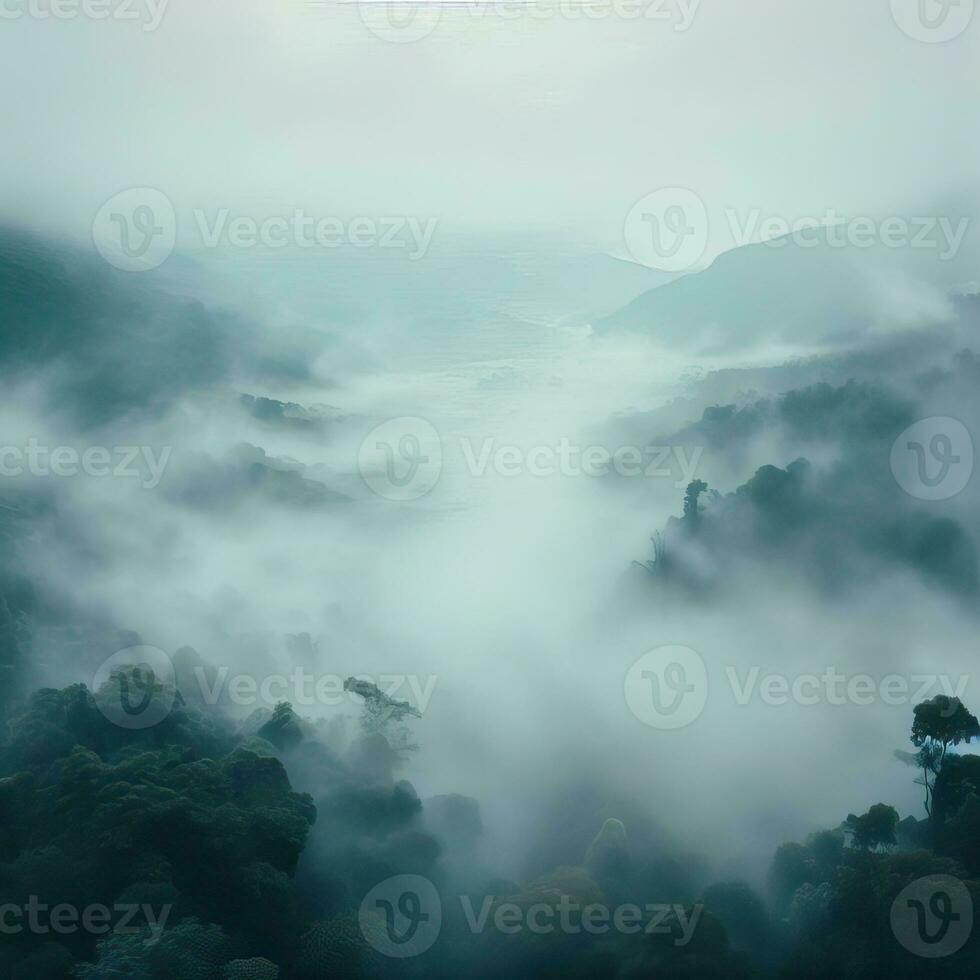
[1,0,977,263]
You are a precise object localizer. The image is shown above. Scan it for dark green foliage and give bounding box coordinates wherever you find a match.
[607,907,757,980]
[0,678,230,776]
[221,957,280,980]
[665,382,914,453]
[778,381,914,444]
[257,702,306,752]
[292,915,387,980]
[941,792,980,875]
[641,367,980,600]
[769,707,980,976]
[647,449,978,598]
[6,942,74,980]
[780,851,980,979]
[767,830,847,915]
[0,677,315,977]
[74,919,232,980]
[845,804,899,852]
[806,829,845,869]
[929,753,980,874]
[767,843,817,913]
[912,697,980,757]
[0,228,234,428]
[700,881,769,954]
[4,627,980,980]
[0,497,41,722]
[908,697,980,820]
[683,480,709,530]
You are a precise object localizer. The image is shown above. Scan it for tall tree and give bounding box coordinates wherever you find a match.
[910,696,980,817]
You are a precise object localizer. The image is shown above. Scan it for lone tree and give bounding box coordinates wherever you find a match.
[344,677,422,757]
[683,480,709,531]
[845,804,898,852]
[909,696,980,817]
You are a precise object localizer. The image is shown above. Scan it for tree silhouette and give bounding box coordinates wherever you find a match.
[683,480,709,531]
[909,695,980,818]
[344,676,422,757]
[845,804,898,852]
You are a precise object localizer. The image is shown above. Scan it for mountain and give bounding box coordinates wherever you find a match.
[595,227,977,353]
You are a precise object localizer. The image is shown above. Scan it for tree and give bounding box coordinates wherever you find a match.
[683,480,709,530]
[896,742,944,819]
[910,696,980,818]
[343,677,421,757]
[845,804,898,852]
[912,696,980,756]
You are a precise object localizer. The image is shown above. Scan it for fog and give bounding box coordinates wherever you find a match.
[3,4,980,978]
[2,0,978,255]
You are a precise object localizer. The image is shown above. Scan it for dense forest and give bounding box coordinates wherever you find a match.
[2,624,980,977]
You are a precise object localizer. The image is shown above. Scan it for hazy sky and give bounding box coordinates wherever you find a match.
[2,0,977,261]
